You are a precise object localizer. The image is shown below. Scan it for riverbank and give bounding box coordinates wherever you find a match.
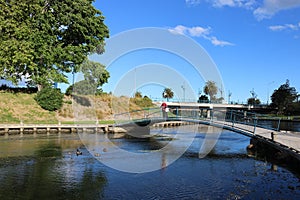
[0,91,153,124]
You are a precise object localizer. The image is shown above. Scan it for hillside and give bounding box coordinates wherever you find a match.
[0,92,156,124]
[0,92,57,124]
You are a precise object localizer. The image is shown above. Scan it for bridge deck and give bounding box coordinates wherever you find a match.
[223,121,300,151]
[119,117,300,153]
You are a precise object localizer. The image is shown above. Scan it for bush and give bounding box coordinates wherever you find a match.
[131,95,154,108]
[65,85,73,96]
[35,87,64,111]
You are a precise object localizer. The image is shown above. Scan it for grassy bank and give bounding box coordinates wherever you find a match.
[0,92,156,124]
[0,92,57,124]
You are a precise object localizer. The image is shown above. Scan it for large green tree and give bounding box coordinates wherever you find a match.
[0,0,109,86]
[203,81,218,102]
[271,80,297,114]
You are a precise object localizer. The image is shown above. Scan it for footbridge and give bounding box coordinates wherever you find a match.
[114,107,300,161]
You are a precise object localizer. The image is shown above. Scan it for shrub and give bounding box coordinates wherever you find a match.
[131,95,154,108]
[65,85,73,96]
[34,87,64,111]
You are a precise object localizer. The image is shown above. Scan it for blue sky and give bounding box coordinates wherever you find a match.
[85,0,300,104]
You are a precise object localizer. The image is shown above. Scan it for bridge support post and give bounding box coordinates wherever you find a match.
[253,117,257,135]
[244,111,247,118]
[271,132,277,141]
[232,113,235,127]
[207,109,211,119]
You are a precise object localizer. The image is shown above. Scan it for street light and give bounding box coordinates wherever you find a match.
[228,90,232,104]
[181,83,185,102]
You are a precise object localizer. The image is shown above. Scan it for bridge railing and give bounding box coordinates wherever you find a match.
[113,108,282,135]
[113,107,162,125]
[168,109,281,134]
[225,110,281,134]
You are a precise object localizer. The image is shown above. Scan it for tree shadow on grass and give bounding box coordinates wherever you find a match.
[73,95,92,107]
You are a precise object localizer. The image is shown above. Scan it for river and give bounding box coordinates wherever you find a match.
[0,125,300,199]
[257,119,300,132]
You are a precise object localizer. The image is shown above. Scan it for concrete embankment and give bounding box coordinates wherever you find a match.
[0,120,194,136]
[0,124,127,136]
[151,121,194,128]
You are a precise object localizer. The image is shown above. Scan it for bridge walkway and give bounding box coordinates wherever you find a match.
[210,119,300,151]
[113,108,300,154]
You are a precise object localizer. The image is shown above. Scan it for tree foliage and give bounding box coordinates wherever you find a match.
[72,60,109,95]
[80,60,110,88]
[131,95,153,108]
[271,80,297,114]
[134,91,143,98]
[0,0,109,86]
[34,87,64,111]
[247,97,261,105]
[198,95,209,103]
[203,81,218,102]
[162,88,174,101]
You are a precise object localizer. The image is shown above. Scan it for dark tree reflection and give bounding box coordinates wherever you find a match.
[0,140,107,200]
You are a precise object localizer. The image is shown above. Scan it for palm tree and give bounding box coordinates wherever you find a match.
[162,88,174,102]
[203,81,218,102]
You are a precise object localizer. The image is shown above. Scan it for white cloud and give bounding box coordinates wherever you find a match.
[212,0,256,9]
[269,22,300,31]
[185,0,256,8]
[188,26,211,36]
[168,25,234,47]
[168,25,211,37]
[254,0,300,20]
[168,25,188,35]
[269,25,287,31]
[185,0,256,9]
[185,0,202,5]
[186,0,300,20]
[210,36,235,46]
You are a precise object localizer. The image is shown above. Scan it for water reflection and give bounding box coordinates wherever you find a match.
[0,135,107,200]
[0,128,300,199]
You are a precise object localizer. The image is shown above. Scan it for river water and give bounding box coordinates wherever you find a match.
[0,125,300,200]
[258,119,300,132]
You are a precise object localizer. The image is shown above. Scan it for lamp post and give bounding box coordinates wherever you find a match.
[228,90,232,104]
[181,83,185,102]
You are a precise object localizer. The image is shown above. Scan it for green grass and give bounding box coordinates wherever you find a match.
[61,120,115,125]
[0,92,57,124]
[0,112,20,123]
